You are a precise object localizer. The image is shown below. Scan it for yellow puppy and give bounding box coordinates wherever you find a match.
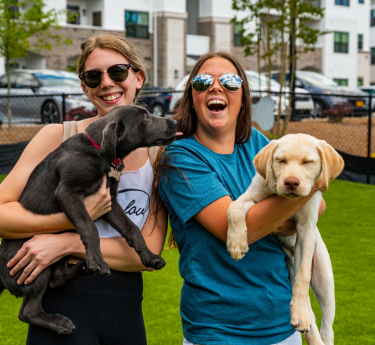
[227,134,344,345]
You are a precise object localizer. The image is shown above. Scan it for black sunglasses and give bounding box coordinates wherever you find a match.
[79,63,137,89]
[191,73,243,93]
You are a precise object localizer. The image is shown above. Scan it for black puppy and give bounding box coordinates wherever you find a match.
[0,105,178,334]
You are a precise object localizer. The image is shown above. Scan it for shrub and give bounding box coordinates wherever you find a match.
[66,106,98,121]
[322,103,354,122]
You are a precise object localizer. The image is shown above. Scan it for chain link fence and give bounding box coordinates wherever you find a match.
[0,90,374,184]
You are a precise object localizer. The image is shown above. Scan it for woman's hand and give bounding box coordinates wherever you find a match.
[7,233,72,285]
[84,175,112,220]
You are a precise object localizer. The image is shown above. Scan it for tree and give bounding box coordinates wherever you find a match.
[232,0,329,138]
[0,0,72,130]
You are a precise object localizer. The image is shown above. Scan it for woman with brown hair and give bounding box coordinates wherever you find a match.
[159,51,325,345]
[0,34,167,344]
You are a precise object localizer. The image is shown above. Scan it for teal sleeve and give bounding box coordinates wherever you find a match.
[159,145,229,226]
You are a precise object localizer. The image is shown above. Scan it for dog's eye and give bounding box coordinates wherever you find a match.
[277,159,286,163]
[144,114,150,121]
[303,160,313,164]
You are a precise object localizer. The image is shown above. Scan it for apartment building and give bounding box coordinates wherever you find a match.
[370,0,375,83]
[0,0,370,87]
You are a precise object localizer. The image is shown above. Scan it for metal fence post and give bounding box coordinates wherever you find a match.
[62,93,66,122]
[367,93,372,184]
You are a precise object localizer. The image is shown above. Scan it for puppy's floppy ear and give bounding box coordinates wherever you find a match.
[254,140,278,186]
[100,120,126,162]
[316,140,344,192]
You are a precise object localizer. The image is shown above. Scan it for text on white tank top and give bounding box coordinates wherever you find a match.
[95,158,153,238]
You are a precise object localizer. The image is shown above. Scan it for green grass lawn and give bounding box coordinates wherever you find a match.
[0,179,374,344]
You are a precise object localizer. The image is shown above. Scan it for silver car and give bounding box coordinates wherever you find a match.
[0,69,94,124]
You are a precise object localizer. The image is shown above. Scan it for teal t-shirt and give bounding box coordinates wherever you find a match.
[159,128,295,345]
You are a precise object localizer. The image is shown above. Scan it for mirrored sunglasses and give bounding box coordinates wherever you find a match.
[79,63,137,89]
[191,73,243,93]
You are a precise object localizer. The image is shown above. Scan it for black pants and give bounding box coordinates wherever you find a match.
[26,269,147,345]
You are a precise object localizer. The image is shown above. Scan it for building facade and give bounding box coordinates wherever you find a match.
[0,0,370,88]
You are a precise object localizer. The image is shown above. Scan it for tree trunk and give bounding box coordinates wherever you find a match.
[6,58,12,131]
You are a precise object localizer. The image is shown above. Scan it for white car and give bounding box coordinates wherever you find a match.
[0,69,93,124]
[169,72,315,119]
[246,71,315,118]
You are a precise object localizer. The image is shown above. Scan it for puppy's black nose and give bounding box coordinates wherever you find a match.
[284,177,300,190]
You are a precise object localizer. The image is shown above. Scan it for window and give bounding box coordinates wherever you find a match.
[7,2,19,19]
[371,10,375,26]
[334,78,348,86]
[15,73,39,88]
[0,74,16,88]
[335,0,349,6]
[92,12,101,27]
[358,0,363,3]
[67,5,80,25]
[357,78,363,87]
[358,34,363,50]
[234,23,244,46]
[334,32,349,53]
[125,11,149,38]
[371,48,375,64]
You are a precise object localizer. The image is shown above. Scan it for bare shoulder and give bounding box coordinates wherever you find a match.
[20,124,64,167]
[0,124,64,203]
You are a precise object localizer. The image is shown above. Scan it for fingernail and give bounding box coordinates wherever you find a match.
[17,280,21,285]
[7,262,11,267]
[24,281,29,285]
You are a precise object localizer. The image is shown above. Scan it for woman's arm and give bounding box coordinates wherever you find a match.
[8,198,168,285]
[195,174,325,244]
[0,125,111,239]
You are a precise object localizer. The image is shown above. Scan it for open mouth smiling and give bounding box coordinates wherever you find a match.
[207,99,227,112]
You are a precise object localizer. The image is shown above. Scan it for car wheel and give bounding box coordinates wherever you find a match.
[152,104,163,117]
[313,101,324,118]
[42,101,60,124]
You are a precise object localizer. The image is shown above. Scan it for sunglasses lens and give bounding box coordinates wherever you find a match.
[108,64,129,83]
[220,73,242,92]
[192,74,214,93]
[83,70,102,88]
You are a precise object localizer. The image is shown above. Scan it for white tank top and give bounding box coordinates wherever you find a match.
[95,159,153,238]
[62,121,154,238]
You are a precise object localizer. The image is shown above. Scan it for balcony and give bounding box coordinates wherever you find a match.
[66,0,104,27]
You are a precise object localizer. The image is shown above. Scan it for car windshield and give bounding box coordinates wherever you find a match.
[34,72,80,88]
[297,72,338,87]
[247,73,280,88]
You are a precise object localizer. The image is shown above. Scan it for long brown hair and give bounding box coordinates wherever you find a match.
[153,51,253,248]
[174,51,252,143]
[77,34,146,101]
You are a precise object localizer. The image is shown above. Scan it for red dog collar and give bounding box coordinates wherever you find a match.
[86,132,122,166]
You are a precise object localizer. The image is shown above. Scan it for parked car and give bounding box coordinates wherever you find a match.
[270,71,368,117]
[246,71,315,119]
[138,86,172,117]
[358,86,375,111]
[0,69,92,124]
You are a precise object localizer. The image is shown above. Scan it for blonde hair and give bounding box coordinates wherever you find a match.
[77,34,146,100]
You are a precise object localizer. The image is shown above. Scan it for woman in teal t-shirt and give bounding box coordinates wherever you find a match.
[159,51,325,345]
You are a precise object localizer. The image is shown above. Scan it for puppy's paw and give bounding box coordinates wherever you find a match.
[226,226,248,261]
[141,253,166,270]
[50,315,75,335]
[290,298,312,333]
[86,255,110,276]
